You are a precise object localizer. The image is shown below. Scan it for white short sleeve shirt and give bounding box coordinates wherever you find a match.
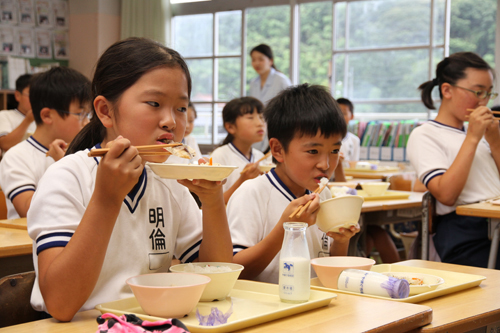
[210,143,264,192]
[0,136,54,219]
[248,68,292,105]
[407,120,500,215]
[227,169,332,284]
[340,132,360,162]
[28,145,204,313]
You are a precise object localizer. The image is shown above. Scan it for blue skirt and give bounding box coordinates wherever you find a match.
[433,211,499,269]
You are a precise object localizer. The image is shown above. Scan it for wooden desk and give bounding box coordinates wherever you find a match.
[349,191,424,256]
[0,226,32,258]
[0,217,27,230]
[456,202,500,269]
[396,260,500,332]
[0,291,432,332]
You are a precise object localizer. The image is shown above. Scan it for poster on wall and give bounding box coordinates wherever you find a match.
[53,29,68,59]
[53,0,68,28]
[0,0,18,25]
[35,0,52,27]
[35,28,51,58]
[19,0,35,26]
[17,27,35,58]
[0,26,15,55]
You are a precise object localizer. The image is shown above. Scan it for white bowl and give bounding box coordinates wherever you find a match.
[380,272,445,295]
[169,262,244,301]
[126,272,210,318]
[259,164,275,173]
[316,195,364,233]
[360,182,390,196]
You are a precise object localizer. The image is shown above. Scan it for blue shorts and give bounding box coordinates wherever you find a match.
[433,211,500,269]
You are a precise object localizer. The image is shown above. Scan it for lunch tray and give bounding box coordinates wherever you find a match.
[356,190,411,201]
[96,280,337,333]
[310,264,485,303]
[344,167,400,173]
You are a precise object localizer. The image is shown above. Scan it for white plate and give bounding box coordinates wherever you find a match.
[380,272,445,295]
[148,163,238,181]
[259,164,275,173]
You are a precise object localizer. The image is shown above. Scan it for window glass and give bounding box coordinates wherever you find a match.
[217,11,241,56]
[187,59,213,102]
[173,14,213,57]
[346,0,430,49]
[191,103,213,145]
[246,5,290,91]
[334,2,346,50]
[216,103,227,145]
[218,57,241,101]
[299,1,332,87]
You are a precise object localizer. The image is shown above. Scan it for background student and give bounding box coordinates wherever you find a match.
[248,44,292,153]
[228,84,359,283]
[210,96,265,204]
[337,97,360,166]
[0,74,35,155]
[27,37,232,321]
[408,52,500,269]
[0,67,91,219]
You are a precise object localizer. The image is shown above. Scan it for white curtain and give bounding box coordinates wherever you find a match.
[120,0,168,43]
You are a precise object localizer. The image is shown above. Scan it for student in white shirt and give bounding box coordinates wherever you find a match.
[337,98,360,164]
[28,38,232,321]
[0,74,35,154]
[0,67,91,219]
[408,52,500,269]
[248,44,292,153]
[210,97,265,203]
[228,84,360,283]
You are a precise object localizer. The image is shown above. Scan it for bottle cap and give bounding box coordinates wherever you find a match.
[382,276,410,299]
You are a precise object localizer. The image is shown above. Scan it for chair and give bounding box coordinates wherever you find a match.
[0,271,43,328]
[0,189,7,220]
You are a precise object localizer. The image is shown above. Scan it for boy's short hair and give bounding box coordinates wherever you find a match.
[336,97,354,114]
[30,67,91,125]
[15,73,32,92]
[265,83,346,151]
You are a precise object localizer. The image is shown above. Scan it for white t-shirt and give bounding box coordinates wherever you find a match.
[0,109,36,155]
[28,145,204,313]
[340,132,360,164]
[0,136,54,219]
[248,68,292,106]
[210,143,264,192]
[227,169,332,284]
[407,120,500,215]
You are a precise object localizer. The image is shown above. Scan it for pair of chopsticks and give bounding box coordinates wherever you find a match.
[87,143,182,157]
[240,151,272,174]
[465,108,500,118]
[289,182,328,219]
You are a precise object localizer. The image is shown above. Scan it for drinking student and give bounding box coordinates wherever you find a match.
[408,52,500,269]
[210,96,266,204]
[227,84,360,283]
[27,37,232,321]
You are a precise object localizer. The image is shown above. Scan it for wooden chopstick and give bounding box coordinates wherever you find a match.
[466,108,500,115]
[240,151,272,174]
[87,143,181,157]
[289,182,328,219]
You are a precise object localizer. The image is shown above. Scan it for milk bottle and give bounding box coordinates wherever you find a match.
[279,222,310,303]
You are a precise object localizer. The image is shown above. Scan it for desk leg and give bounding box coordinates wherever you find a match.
[348,215,365,257]
[488,219,500,269]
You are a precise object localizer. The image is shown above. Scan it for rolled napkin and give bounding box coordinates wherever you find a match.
[337,269,410,299]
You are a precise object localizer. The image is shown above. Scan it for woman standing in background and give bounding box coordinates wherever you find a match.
[248,44,292,152]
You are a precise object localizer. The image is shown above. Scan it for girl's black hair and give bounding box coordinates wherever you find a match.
[419,52,494,110]
[265,83,346,151]
[250,44,277,71]
[221,97,264,146]
[188,101,197,119]
[336,97,354,115]
[66,37,192,155]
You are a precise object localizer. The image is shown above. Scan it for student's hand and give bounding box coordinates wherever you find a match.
[327,224,360,245]
[240,162,262,181]
[467,106,494,142]
[339,151,345,162]
[177,178,226,206]
[484,112,500,146]
[47,139,67,161]
[25,109,34,123]
[282,193,320,227]
[95,136,144,202]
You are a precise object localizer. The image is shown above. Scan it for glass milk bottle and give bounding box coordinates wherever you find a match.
[279,222,310,303]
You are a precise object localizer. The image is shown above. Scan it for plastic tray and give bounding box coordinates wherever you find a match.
[96,280,337,332]
[310,264,485,303]
[356,190,411,201]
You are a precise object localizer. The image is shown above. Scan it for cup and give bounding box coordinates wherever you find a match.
[337,269,409,299]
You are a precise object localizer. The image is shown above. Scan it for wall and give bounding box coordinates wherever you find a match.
[68,0,120,78]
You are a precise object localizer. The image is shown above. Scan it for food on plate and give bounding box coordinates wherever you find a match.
[184,263,232,273]
[162,140,196,159]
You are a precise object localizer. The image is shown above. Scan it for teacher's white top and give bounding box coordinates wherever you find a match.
[248,68,292,105]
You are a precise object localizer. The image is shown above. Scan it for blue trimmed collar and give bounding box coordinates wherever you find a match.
[228,142,253,163]
[28,136,48,153]
[265,168,311,202]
